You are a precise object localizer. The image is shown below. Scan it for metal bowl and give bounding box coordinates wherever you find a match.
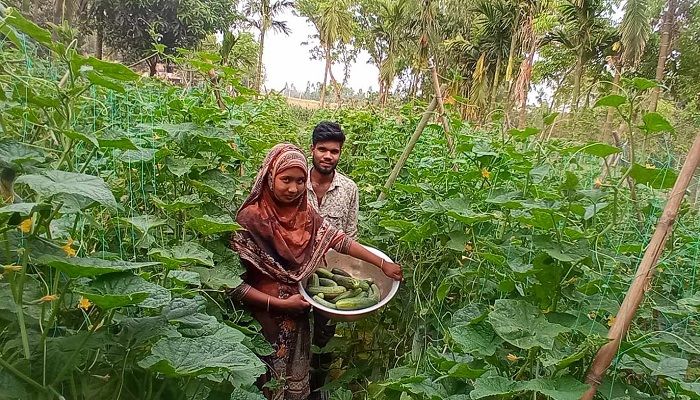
[298,245,400,322]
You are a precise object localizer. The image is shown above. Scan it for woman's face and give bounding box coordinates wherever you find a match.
[273,167,306,204]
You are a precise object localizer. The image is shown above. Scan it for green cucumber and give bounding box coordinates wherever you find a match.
[331,288,363,303]
[306,285,347,298]
[331,268,351,277]
[358,280,370,291]
[335,297,379,310]
[369,284,381,302]
[318,277,338,287]
[313,295,337,309]
[332,274,360,289]
[311,273,320,286]
[316,268,334,279]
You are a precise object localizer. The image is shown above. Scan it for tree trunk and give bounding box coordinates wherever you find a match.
[572,48,584,111]
[255,28,266,93]
[505,11,520,93]
[649,0,676,112]
[96,24,103,59]
[53,0,64,25]
[320,44,331,108]
[490,54,502,108]
[147,57,158,76]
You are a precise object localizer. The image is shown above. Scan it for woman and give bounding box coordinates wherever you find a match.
[229,143,402,400]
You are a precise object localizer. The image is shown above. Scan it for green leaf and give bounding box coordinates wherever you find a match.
[96,131,138,150]
[149,242,214,268]
[63,129,99,148]
[169,270,201,286]
[470,376,523,399]
[82,57,139,81]
[632,77,658,91]
[543,112,559,126]
[186,215,241,235]
[379,219,415,233]
[152,194,203,212]
[15,170,117,210]
[508,127,540,140]
[640,112,674,133]
[231,386,266,400]
[137,336,264,380]
[487,299,569,350]
[189,170,238,198]
[524,377,589,400]
[580,143,621,158]
[119,215,168,234]
[165,157,200,177]
[84,70,126,93]
[192,262,243,290]
[449,323,502,357]
[0,202,37,217]
[629,163,678,189]
[594,94,627,108]
[529,165,550,183]
[583,202,609,220]
[6,8,52,47]
[446,231,468,251]
[0,368,30,399]
[37,255,159,277]
[649,357,688,379]
[119,148,158,163]
[452,304,488,326]
[76,273,171,309]
[0,140,45,170]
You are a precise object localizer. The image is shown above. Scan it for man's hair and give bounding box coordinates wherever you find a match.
[312,121,345,145]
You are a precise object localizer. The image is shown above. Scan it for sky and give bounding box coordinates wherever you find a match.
[261,9,378,94]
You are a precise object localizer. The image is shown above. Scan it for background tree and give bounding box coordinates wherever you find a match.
[243,0,293,92]
[88,0,239,75]
[297,0,355,107]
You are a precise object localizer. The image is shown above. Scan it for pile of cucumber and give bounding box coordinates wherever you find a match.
[305,267,380,310]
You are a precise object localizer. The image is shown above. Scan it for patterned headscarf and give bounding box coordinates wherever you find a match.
[232,143,348,284]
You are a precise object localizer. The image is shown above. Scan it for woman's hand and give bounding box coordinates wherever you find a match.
[382,261,403,281]
[276,294,311,315]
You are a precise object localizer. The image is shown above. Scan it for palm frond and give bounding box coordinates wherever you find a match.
[620,0,651,67]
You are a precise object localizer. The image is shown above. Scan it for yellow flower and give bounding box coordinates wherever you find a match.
[607,315,616,327]
[594,177,603,189]
[62,238,77,257]
[481,168,491,179]
[39,294,58,303]
[219,164,227,172]
[78,297,92,311]
[465,243,474,252]
[506,353,520,362]
[587,311,597,320]
[2,264,23,273]
[645,163,656,169]
[19,218,32,233]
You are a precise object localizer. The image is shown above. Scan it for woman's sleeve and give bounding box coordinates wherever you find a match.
[331,231,352,254]
[227,282,252,301]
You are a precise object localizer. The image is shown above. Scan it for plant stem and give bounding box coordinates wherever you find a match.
[0,355,47,393]
[79,146,99,174]
[12,247,31,359]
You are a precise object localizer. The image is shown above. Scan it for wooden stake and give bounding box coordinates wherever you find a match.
[378,96,438,202]
[429,58,455,156]
[581,132,700,400]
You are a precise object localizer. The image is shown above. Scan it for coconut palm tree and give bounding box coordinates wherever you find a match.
[297,0,355,107]
[243,0,294,92]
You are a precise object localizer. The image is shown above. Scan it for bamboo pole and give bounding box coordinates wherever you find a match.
[581,132,700,400]
[429,58,455,156]
[378,96,438,202]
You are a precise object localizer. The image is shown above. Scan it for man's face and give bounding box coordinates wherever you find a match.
[311,141,342,175]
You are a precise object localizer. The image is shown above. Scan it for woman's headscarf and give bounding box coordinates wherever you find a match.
[231,143,348,284]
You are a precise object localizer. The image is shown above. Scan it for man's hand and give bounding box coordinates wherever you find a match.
[382,261,403,281]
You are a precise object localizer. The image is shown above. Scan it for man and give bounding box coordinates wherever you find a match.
[307,121,359,399]
[307,121,359,238]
